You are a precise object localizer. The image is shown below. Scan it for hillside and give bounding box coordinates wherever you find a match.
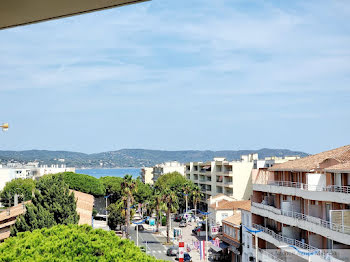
[0,148,308,168]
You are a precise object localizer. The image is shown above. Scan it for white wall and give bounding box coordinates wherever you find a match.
[306,173,326,190]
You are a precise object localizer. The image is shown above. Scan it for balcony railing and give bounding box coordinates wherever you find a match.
[256,247,286,262]
[252,224,334,261]
[264,181,350,194]
[252,202,350,235]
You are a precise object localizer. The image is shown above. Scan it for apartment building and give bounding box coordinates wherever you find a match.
[186,155,257,207]
[0,164,75,190]
[141,161,185,184]
[251,145,350,262]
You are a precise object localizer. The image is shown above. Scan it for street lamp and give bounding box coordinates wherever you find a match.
[104,194,112,226]
[243,226,263,262]
[1,123,9,131]
[132,217,148,247]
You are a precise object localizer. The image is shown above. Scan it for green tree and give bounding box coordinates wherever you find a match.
[191,185,203,215]
[121,174,137,239]
[100,176,124,202]
[0,178,35,207]
[151,190,164,233]
[11,175,79,236]
[162,188,178,243]
[0,224,163,262]
[50,172,105,196]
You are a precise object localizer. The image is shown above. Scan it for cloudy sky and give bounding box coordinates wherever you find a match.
[0,0,349,154]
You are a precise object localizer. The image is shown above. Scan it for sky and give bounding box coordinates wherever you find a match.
[0,0,349,154]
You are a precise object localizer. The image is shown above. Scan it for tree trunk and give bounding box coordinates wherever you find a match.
[195,200,197,216]
[126,195,131,239]
[156,206,160,232]
[166,207,170,243]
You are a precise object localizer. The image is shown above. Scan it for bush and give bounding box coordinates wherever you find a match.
[161,216,166,226]
[0,224,163,261]
[0,178,35,207]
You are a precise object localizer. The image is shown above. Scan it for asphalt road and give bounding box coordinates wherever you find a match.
[129,226,175,261]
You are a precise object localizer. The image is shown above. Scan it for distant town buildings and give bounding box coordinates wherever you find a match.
[141,161,185,185]
[0,162,75,190]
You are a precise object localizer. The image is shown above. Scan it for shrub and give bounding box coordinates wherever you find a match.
[0,224,163,261]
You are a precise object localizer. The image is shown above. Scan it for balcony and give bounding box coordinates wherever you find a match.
[253,181,350,203]
[251,202,350,246]
[256,247,287,262]
[223,171,233,176]
[252,224,338,262]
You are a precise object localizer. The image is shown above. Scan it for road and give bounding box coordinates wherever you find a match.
[128,225,175,261]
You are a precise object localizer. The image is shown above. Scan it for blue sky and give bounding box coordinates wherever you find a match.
[0,0,349,154]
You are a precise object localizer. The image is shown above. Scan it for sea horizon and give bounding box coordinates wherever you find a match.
[76,168,141,179]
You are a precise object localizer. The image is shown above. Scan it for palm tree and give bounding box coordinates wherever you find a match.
[192,185,203,216]
[183,182,192,213]
[151,190,163,233]
[162,188,178,243]
[121,174,137,239]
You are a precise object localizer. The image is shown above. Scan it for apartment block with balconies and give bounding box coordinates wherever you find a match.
[186,155,256,208]
[251,145,350,262]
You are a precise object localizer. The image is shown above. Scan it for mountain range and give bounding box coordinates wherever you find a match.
[0,148,308,168]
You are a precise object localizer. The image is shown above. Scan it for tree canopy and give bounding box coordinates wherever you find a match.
[0,178,35,207]
[11,175,79,236]
[53,172,105,196]
[0,224,163,262]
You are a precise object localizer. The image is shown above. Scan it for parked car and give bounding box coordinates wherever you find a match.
[134,225,145,231]
[166,246,179,256]
[179,220,187,227]
[174,214,183,222]
[176,252,192,262]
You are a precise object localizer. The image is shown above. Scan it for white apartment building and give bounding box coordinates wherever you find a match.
[0,164,75,190]
[186,155,257,207]
[251,145,350,262]
[141,161,185,184]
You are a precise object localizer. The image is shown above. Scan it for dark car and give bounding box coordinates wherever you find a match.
[135,225,145,231]
[166,246,179,256]
[176,252,192,262]
[174,214,183,222]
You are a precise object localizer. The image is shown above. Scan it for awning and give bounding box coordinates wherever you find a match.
[0,0,148,30]
[210,246,222,253]
[202,165,211,170]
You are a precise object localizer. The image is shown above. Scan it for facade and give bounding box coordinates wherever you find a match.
[141,161,185,184]
[222,213,242,262]
[251,145,350,262]
[186,155,257,205]
[0,164,75,191]
[208,198,250,227]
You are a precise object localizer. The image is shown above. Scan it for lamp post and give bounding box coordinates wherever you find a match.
[243,226,263,262]
[132,217,148,247]
[1,123,9,131]
[104,194,112,226]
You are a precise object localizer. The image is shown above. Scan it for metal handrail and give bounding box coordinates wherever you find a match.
[252,224,334,261]
[252,202,350,235]
[263,181,350,194]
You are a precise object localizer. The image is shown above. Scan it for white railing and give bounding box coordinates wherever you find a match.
[252,224,334,261]
[257,247,286,262]
[252,202,350,235]
[265,181,350,194]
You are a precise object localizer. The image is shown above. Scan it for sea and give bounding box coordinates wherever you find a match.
[75,168,141,179]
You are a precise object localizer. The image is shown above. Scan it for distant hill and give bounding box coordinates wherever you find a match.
[0,148,308,168]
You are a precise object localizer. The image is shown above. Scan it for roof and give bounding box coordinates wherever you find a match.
[325,162,350,173]
[209,200,251,211]
[222,213,241,226]
[269,145,350,172]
